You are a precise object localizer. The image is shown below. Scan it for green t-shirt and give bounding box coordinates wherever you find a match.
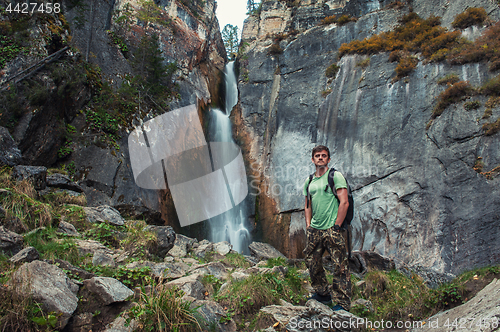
[303,169,347,230]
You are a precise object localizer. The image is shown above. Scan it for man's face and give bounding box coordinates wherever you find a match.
[312,150,330,168]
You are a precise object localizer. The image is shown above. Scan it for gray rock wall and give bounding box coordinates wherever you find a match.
[237,0,500,274]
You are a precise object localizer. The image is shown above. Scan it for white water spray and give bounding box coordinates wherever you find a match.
[207,62,251,254]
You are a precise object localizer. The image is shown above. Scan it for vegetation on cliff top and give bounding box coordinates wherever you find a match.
[338,8,498,81]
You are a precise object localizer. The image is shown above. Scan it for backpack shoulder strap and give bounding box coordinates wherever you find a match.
[327,167,338,200]
[306,173,314,208]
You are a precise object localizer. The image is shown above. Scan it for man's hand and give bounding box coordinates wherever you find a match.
[333,224,340,232]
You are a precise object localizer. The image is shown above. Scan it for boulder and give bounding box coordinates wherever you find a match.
[92,251,116,267]
[46,173,83,192]
[57,221,81,237]
[261,299,362,332]
[150,261,190,279]
[74,239,113,256]
[11,260,79,330]
[249,242,286,261]
[83,205,125,226]
[191,262,229,280]
[0,226,23,255]
[83,277,134,305]
[165,274,206,300]
[399,263,456,289]
[192,300,237,332]
[412,279,500,332]
[9,246,39,264]
[193,241,214,259]
[11,165,47,190]
[351,298,374,313]
[144,225,176,258]
[168,234,198,257]
[104,316,138,332]
[0,126,22,166]
[214,241,232,256]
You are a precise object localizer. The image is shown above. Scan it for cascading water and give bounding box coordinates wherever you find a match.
[207,62,251,254]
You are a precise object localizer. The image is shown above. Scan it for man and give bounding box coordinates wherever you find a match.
[303,145,351,311]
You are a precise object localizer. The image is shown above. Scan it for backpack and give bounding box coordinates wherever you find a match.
[306,167,354,258]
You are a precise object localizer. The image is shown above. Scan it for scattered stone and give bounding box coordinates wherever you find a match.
[45,258,96,280]
[249,242,286,261]
[9,246,39,264]
[46,173,84,192]
[2,215,26,234]
[83,205,125,226]
[11,260,79,330]
[151,261,190,279]
[271,265,288,278]
[74,239,113,256]
[144,225,176,257]
[83,277,134,305]
[57,221,81,237]
[165,274,206,300]
[103,316,138,332]
[193,242,213,259]
[355,280,366,289]
[167,234,197,258]
[0,126,22,166]
[11,165,47,190]
[191,262,229,280]
[214,241,232,256]
[231,270,250,281]
[0,226,23,255]
[192,299,237,332]
[244,254,259,266]
[92,251,116,267]
[351,298,374,313]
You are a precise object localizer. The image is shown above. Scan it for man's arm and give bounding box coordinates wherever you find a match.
[305,198,312,228]
[335,188,349,227]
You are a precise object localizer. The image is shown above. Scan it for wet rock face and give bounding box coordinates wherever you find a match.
[237,0,500,274]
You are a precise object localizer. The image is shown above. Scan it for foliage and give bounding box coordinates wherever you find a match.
[267,43,283,55]
[394,55,418,81]
[136,0,170,27]
[121,220,157,258]
[437,73,460,85]
[216,269,307,319]
[0,284,42,332]
[356,58,370,68]
[473,157,484,173]
[84,223,126,248]
[325,63,340,78]
[127,284,201,332]
[432,81,475,118]
[447,21,500,71]
[24,227,80,264]
[220,252,251,268]
[222,24,239,58]
[452,7,488,29]
[320,15,337,25]
[482,117,500,136]
[247,0,262,15]
[337,14,356,26]
[464,100,481,110]
[480,75,500,96]
[321,89,332,98]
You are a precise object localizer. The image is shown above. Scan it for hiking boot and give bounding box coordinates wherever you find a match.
[308,293,332,304]
[331,304,348,311]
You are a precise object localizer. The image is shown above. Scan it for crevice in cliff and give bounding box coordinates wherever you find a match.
[353,166,411,191]
[111,159,123,198]
[279,208,303,214]
[426,133,441,149]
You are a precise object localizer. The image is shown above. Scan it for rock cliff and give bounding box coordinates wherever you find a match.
[236,0,500,275]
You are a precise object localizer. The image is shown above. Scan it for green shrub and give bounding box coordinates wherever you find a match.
[337,15,356,26]
[452,7,488,29]
[464,100,481,110]
[356,58,370,68]
[325,63,340,78]
[483,118,500,136]
[320,15,337,25]
[432,81,475,118]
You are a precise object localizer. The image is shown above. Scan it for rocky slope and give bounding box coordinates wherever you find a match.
[235,0,500,276]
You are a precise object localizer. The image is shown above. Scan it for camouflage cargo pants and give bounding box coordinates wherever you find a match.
[304,226,351,310]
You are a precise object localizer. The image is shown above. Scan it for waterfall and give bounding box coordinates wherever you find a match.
[207,62,251,254]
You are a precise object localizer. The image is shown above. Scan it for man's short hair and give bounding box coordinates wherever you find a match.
[312,145,330,159]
